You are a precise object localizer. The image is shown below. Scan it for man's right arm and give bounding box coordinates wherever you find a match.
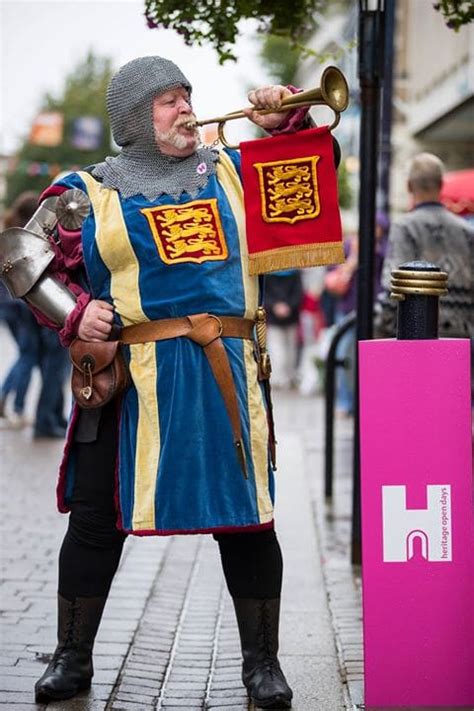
[34,180,112,345]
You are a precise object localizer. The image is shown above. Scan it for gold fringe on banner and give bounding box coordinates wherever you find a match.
[248,241,345,276]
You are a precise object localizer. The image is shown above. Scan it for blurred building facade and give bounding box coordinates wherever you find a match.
[296,1,474,216]
[295,4,360,224]
[391,0,474,210]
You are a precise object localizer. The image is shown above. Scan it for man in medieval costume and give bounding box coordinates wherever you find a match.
[8,56,324,708]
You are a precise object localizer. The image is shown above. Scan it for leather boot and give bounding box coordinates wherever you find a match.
[233,597,293,709]
[35,594,107,701]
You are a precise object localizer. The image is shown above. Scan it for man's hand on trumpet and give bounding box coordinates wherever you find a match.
[243,85,294,130]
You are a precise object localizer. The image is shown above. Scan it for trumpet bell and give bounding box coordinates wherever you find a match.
[321,66,349,113]
[286,66,349,114]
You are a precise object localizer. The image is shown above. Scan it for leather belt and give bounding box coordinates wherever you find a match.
[120,315,255,345]
[119,314,256,478]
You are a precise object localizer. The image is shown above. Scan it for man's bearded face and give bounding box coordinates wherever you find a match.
[152,88,200,157]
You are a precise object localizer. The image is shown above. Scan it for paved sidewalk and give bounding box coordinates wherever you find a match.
[0,328,361,710]
[272,393,363,711]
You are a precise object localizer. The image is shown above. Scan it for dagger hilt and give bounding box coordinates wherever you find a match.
[255,307,271,380]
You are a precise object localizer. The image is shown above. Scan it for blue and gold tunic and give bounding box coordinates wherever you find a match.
[58,150,274,536]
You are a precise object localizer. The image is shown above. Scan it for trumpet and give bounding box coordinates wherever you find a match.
[185,66,349,148]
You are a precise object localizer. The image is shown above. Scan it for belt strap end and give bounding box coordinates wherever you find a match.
[234,439,248,479]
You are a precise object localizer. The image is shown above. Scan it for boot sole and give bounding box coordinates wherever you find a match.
[251,693,292,709]
[35,678,91,701]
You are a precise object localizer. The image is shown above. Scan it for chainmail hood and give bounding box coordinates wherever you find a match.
[92,56,218,200]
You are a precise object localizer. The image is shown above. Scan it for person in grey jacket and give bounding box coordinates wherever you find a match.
[374,152,474,341]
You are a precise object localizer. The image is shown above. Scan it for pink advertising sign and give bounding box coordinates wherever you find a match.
[359,338,474,708]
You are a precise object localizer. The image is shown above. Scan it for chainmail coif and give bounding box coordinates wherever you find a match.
[92,56,218,200]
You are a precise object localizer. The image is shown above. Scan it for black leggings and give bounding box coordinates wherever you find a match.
[59,403,282,601]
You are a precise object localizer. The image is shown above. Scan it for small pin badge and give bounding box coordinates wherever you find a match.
[197,162,207,175]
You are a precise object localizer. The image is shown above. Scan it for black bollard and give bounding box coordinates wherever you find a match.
[390,260,448,340]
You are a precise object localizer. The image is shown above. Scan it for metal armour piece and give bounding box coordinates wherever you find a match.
[26,196,60,237]
[25,276,77,326]
[56,189,91,230]
[0,197,77,326]
[92,56,218,200]
[0,227,55,297]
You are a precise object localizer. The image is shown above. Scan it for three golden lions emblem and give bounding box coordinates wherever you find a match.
[141,199,228,264]
[254,156,321,224]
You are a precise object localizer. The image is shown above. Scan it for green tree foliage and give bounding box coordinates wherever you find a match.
[6,53,114,205]
[433,1,474,31]
[259,35,300,86]
[144,0,323,63]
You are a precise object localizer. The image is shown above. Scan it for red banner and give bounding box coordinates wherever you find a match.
[240,125,344,275]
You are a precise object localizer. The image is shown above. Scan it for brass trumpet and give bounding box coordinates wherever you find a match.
[185,65,349,148]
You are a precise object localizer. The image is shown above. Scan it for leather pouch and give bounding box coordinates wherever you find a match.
[69,339,130,409]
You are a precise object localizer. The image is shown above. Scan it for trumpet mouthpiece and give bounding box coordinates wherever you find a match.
[183,120,197,129]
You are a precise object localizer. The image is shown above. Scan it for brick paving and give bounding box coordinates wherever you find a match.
[0,327,362,710]
[275,394,363,711]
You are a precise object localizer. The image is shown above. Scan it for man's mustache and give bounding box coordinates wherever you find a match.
[174,116,198,131]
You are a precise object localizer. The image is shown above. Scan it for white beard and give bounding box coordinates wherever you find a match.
[155,122,200,152]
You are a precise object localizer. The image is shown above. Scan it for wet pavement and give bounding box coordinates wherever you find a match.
[0,326,363,710]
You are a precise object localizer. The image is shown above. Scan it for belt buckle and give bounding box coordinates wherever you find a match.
[208,314,223,339]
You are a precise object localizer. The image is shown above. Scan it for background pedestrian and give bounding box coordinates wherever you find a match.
[265,269,303,389]
[0,191,70,436]
[374,153,473,341]
[0,193,42,428]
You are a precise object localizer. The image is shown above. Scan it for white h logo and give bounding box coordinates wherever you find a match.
[382,485,452,562]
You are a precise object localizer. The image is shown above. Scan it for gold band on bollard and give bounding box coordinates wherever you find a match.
[390,269,448,301]
[391,278,448,290]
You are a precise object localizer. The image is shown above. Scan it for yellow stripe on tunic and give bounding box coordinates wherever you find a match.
[78,172,160,531]
[217,154,257,319]
[244,341,273,521]
[216,157,273,523]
